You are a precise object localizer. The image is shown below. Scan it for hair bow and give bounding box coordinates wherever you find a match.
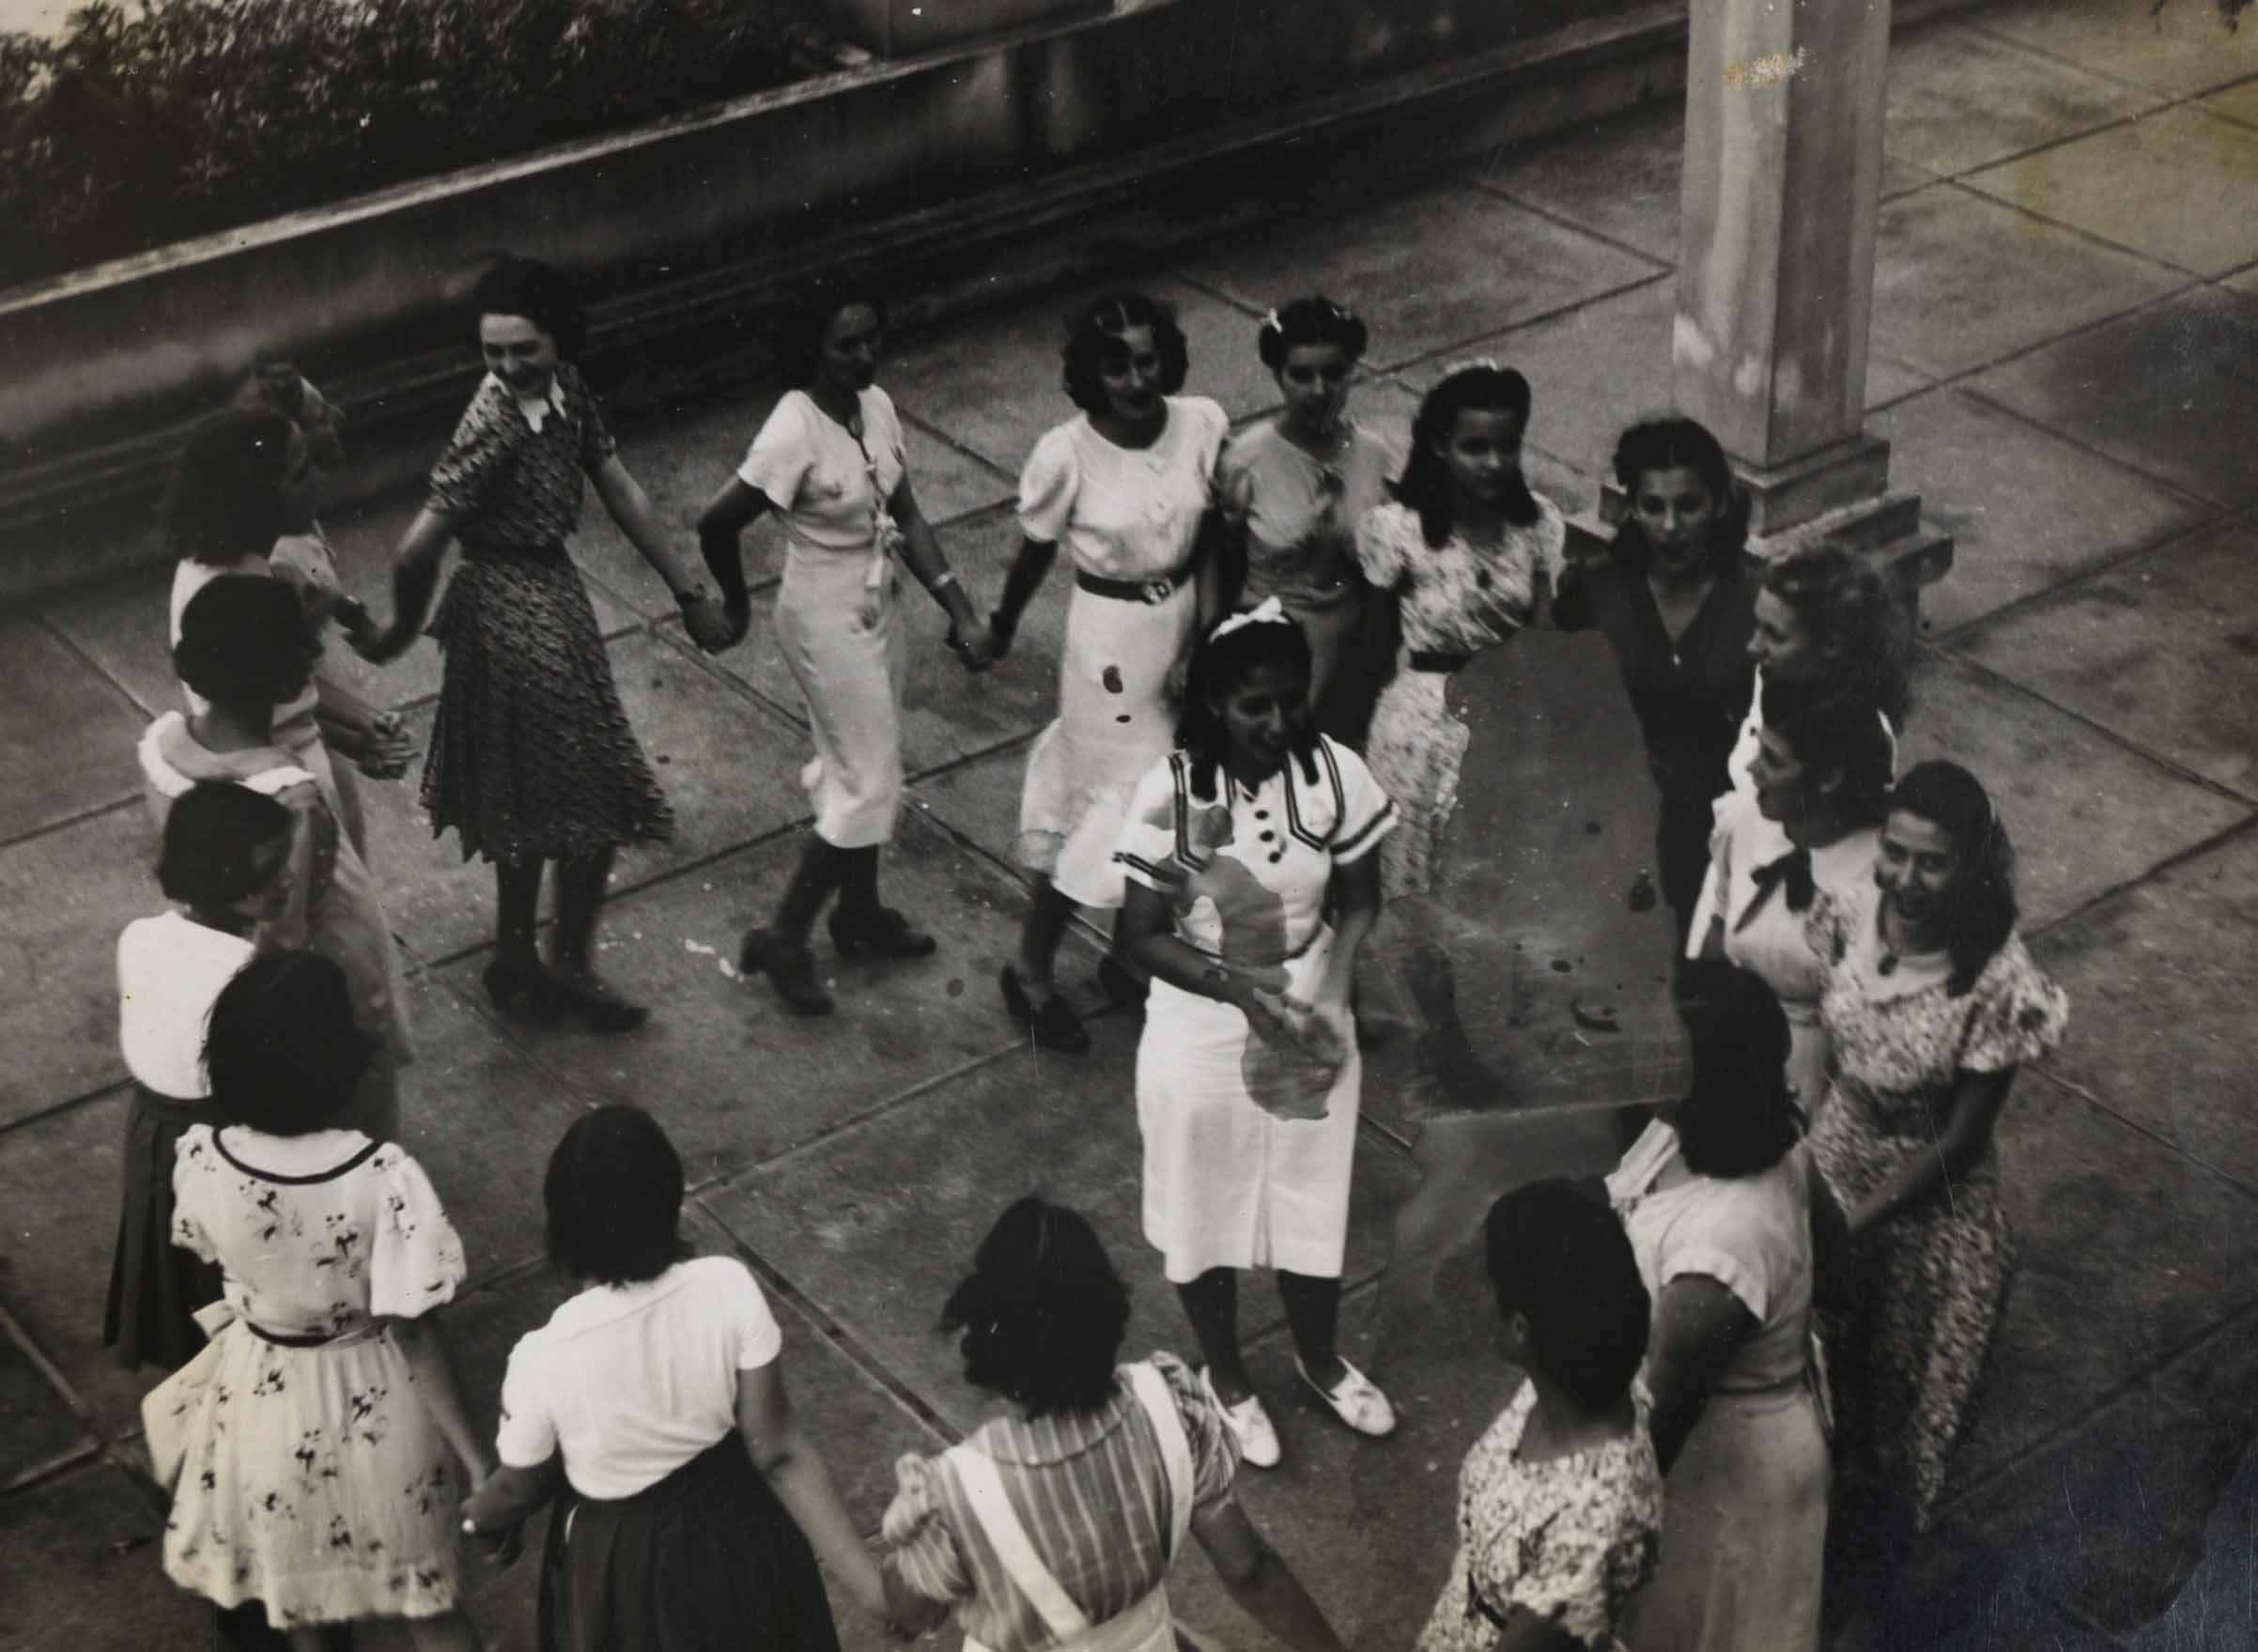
[1210,596,1292,641]
[1261,308,1284,334]
[1442,355,1502,378]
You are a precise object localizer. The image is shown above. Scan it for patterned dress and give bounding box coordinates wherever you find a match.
[421,365,673,864]
[1353,496,1566,899]
[144,1127,468,1627]
[1417,1382,1663,1652]
[1803,883,2069,1528]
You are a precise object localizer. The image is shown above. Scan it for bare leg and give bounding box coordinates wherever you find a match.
[1174,1268,1253,1403]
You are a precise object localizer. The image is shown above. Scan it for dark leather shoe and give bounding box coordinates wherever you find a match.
[828,904,937,962]
[543,965,649,1034]
[741,928,834,1016]
[1000,965,1090,1054]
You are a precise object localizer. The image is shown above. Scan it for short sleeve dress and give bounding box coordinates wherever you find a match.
[881,1352,1237,1652]
[1353,496,1566,900]
[1803,881,2069,1528]
[145,1127,468,1629]
[1214,418,1401,734]
[738,386,912,850]
[1416,1382,1663,1652]
[1117,736,1395,1284]
[1608,1123,1830,1652]
[420,366,673,864]
[1015,396,1230,907]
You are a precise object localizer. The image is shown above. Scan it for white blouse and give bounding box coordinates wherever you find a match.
[737,387,907,557]
[1018,397,1229,580]
[117,912,255,1099]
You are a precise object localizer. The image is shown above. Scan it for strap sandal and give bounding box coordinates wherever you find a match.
[1201,1366,1280,1468]
[1296,1356,1398,1438]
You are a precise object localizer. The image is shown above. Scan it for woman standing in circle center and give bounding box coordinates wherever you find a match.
[988,293,1231,1053]
[1116,606,1399,1470]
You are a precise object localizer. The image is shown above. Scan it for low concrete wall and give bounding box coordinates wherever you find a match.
[0,0,1976,602]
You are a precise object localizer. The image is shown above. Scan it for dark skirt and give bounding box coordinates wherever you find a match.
[423,543,674,865]
[539,1435,843,1652]
[104,1084,229,1372]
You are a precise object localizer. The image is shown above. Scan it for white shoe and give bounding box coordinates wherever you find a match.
[1298,1356,1398,1438]
[1202,1367,1281,1468]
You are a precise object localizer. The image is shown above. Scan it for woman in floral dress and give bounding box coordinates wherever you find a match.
[144,951,488,1648]
[1802,761,2068,1549]
[1420,1179,1662,1652]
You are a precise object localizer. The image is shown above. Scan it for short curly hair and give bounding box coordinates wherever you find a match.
[543,1105,691,1288]
[205,950,372,1135]
[1256,295,1369,370]
[1607,416,1749,579]
[1761,540,1911,725]
[940,1197,1131,1418]
[1060,293,1190,415]
[157,782,294,910]
[471,255,589,362]
[777,275,888,389]
[174,574,314,713]
[1485,1179,1649,1413]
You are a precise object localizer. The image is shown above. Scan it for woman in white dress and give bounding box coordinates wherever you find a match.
[700,284,996,1015]
[1691,682,1894,1116]
[1115,603,1398,1469]
[988,293,1230,1053]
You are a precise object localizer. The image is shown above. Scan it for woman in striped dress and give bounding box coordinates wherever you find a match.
[878,1197,1347,1652]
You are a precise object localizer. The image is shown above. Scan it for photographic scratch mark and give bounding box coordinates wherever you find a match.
[1724,48,1809,91]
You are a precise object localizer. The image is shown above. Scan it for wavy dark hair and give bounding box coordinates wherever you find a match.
[1886,761,2018,996]
[1762,541,1912,726]
[162,407,309,566]
[157,782,294,911]
[1176,610,1322,803]
[544,1105,692,1288]
[1607,416,1749,578]
[778,275,888,390]
[1061,292,1190,415]
[941,1197,1131,1419]
[1673,961,1802,1175]
[175,574,314,712]
[1485,1179,1650,1413]
[231,362,345,470]
[1256,295,1369,370]
[1394,365,1541,548]
[1758,675,1895,833]
[471,255,589,362]
[205,950,372,1135]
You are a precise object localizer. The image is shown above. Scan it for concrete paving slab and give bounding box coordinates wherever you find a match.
[2203,76,2258,129]
[1967,105,2258,277]
[429,813,1095,1186]
[0,1321,93,1489]
[0,805,152,1122]
[1975,0,2258,100]
[1896,650,2252,931]
[2033,824,2258,1194]
[879,274,1279,478]
[1949,522,2258,796]
[697,1010,1419,1437]
[1970,285,2258,508]
[1879,386,2216,638]
[1175,184,1663,378]
[1949,1073,2258,1490]
[0,1458,208,1652]
[351,629,814,963]
[907,738,1041,876]
[1871,184,2192,379]
[0,621,147,843]
[1886,21,2163,178]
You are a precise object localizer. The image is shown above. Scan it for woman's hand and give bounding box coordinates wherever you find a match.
[352,623,413,666]
[357,710,416,780]
[681,594,738,654]
[950,616,998,673]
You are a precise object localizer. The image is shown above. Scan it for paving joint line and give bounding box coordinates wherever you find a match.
[1941,174,2216,286]
[1377,270,1678,385]
[1922,503,2235,650]
[1957,17,2229,102]
[895,407,1018,495]
[0,1294,98,1439]
[0,1439,109,1504]
[1455,176,1677,272]
[35,609,166,726]
[2033,1060,2258,1207]
[0,792,141,857]
[1884,270,2202,408]
[0,1077,133,1146]
[1937,378,2226,516]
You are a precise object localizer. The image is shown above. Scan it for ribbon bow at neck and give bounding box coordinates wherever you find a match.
[1735,846,1815,933]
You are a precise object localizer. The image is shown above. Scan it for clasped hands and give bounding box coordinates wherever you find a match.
[1238,964,1352,1071]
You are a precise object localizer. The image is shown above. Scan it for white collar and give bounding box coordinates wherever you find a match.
[487,372,567,432]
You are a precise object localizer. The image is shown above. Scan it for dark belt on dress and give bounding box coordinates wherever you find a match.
[243,1320,343,1348]
[1409,650,1473,674]
[1076,560,1199,605]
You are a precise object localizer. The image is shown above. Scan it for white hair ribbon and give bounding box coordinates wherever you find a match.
[1209,596,1292,642]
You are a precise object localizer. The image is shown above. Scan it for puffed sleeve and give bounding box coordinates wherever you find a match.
[719,1257,784,1370]
[1804,886,1850,968]
[1016,425,1081,546]
[1962,939,2069,1073]
[1657,1199,1780,1324]
[494,1334,560,1471]
[1189,397,1230,500]
[736,392,817,513]
[1149,1351,1240,1510]
[1325,742,1397,867]
[1115,755,1183,894]
[1354,501,1409,590]
[168,1125,221,1264]
[568,366,619,472]
[879,1453,977,1609]
[426,382,519,517]
[1214,429,1257,529]
[367,1147,468,1320]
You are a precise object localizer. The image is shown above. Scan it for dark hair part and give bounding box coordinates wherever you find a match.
[1394,365,1541,547]
[1256,296,1369,370]
[175,574,311,712]
[471,255,588,362]
[941,1197,1131,1419]
[542,1105,691,1287]
[204,950,372,1135]
[1762,541,1911,725]
[780,276,888,389]
[1673,961,1802,1176]
[1061,293,1191,415]
[161,408,308,566]
[1607,416,1749,578]
[1484,1179,1650,1413]
[158,782,294,909]
[1758,676,1895,832]
[1176,611,1322,801]
[1887,760,2018,996]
